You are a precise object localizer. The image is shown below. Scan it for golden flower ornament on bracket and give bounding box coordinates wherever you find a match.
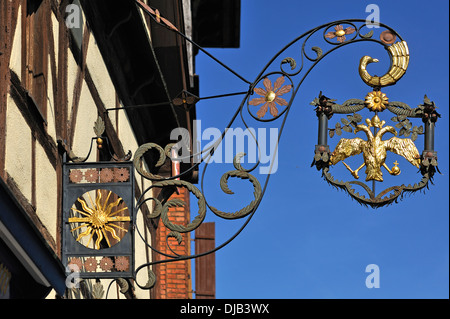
[249,76,292,118]
[365,90,389,112]
[325,24,356,43]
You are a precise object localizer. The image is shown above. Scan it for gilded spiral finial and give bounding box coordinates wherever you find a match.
[359,41,409,87]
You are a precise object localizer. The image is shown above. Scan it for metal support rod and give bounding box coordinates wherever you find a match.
[372,125,378,194]
[424,120,435,151]
[103,91,248,113]
[318,113,328,146]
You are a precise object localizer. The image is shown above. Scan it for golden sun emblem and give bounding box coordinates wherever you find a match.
[69,189,131,250]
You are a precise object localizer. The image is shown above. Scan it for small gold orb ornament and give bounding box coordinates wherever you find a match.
[265,91,276,102]
[391,161,401,175]
[97,137,103,149]
[335,29,346,37]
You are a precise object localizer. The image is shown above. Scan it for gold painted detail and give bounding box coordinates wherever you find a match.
[365,90,388,112]
[335,29,346,37]
[330,115,421,182]
[69,189,130,250]
[265,91,276,102]
[359,40,409,87]
[325,24,356,43]
[390,161,401,175]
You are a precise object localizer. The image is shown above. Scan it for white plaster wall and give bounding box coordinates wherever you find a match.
[35,142,57,239]
[71,79,98,161]
[9,4,22,79]
[5,95,32,201]
[45,59,57,143]
[45,12,60,145]
[51,13,59,69]
[85,35,117,131]
[132,213,152,299]
[67,43,78,124]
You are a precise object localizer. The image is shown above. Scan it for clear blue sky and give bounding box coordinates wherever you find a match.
[191,0,449,298]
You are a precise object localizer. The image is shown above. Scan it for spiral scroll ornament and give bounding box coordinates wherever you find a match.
[358,41,410,88]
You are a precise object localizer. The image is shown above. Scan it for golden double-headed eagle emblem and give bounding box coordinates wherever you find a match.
[329,40,422,182]
[330,114,421,182]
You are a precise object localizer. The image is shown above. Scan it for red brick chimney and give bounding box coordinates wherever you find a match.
[154,188,192,299]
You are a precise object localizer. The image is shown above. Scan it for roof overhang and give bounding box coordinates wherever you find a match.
[0,179,67,297]
[191,0,241,49]
[79,0,196,180]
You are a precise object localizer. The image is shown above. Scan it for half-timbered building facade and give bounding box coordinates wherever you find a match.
[1,0,239,299]
[0,0,196,299]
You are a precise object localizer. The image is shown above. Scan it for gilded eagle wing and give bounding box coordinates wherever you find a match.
[384,137,421,168]
[330,138,365,165]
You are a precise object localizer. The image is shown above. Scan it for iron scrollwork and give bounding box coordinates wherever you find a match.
[89,1,441,289]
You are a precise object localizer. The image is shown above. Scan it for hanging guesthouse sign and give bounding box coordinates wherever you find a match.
[59,0,440,289]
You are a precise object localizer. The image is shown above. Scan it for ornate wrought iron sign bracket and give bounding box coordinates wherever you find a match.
[61,1,441,293]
